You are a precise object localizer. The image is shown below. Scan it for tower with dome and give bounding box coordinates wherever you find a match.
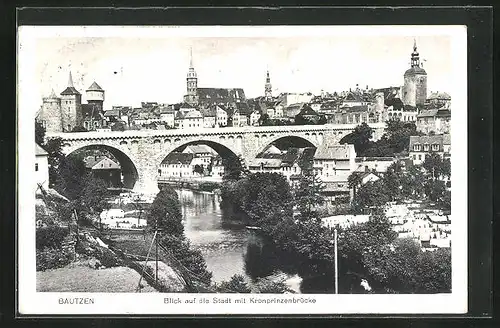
[402,39,427,107]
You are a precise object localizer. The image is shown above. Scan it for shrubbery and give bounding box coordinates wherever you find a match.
[36,247,73,271]
[36,225,69,250]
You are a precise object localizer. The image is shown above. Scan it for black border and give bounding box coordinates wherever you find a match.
[1,5,494,327]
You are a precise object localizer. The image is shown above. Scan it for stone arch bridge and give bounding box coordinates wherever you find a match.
[47,123,384,192]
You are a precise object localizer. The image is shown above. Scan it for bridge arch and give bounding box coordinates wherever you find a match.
[66,144,139,189]
[156,139,242,175]
[254,135,318,158]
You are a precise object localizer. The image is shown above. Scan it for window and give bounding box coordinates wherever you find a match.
[414,144,421,151]
[432,143,439,151]
[35,163,38,171]
[418,154,422,160]
[423,143,429,151]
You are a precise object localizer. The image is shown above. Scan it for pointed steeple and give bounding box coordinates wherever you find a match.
[60,70,81,95]
[413,38,417,52]
[68,71,74,88]
[189,47,194,68]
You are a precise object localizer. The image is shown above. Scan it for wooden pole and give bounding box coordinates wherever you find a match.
[334,228,338,294]
[155,227,159,285]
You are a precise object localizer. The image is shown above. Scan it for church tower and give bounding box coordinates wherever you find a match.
[184,47,199,105]
[39,89,63,133]
[265,70,272,100]
[60,71,82,131]
[402,39,427,107]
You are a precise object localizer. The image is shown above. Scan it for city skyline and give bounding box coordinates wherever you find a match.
[33,33,452,111]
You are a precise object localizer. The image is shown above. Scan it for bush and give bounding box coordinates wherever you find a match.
[214,274,251,293]
[36,247,73,271]
[36,226,69,250]
[199,182,220,192]
[254,277,293,294]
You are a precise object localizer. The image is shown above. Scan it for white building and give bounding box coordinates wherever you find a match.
[158,153,195,179]
[215,105,228,127]
[409,134,451,165]
[176,110,203,129]
[313,144,357,181]
[35,143,49,191]
[249,110,261,126]
[159,107,175,128]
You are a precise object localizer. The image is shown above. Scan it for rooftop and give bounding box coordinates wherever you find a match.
[161,152,195,165]
[35,143,48,156]
[314,144,355,160]
[86,81,104,92]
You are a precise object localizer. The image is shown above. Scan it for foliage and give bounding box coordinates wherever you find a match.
[254,277,294,293]
[214,274,252,293]
[193,164,204,175]
[222,155,250,181]
[351,180,391,214]
[43,137,65,187]
[78,175,111,217]
[293,156,325,221]
[71,125,88,132]
[35,121,46,145]
[339,122,374,155]
[160,234,212,285]
[111,121,126,131]
[53,154,87,200]
[36,246,74,271]
[198,182,220,192]
[36,225,70,250]
[423,153,451,179]
[147,187,184,237]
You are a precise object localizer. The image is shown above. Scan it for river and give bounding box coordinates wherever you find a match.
[176,188,302,292]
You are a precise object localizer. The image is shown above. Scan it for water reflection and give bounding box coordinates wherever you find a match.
[178,188,337,293]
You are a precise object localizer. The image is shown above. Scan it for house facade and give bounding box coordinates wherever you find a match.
[35,143,49,191]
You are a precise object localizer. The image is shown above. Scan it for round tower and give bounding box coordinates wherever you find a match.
[403,39,427,107]
[40,89,63,133]
[86,81,105,112]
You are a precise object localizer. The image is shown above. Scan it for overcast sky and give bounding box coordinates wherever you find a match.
[32,31,452,111]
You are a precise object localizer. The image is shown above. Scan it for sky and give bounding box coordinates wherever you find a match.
[30,28,453,111]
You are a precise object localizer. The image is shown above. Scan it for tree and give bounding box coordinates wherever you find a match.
[423,153,451,180]
[293,155,325,221]
[214,274,251,293]
[222,155,250,181]
[44,137,65,187]
[54,154,87,200]
[79,174,111,220]
[111,121,126,131]
[71,125,88,132]
[35,121,46,145]
[258,113,270,126]
[147,187,184,237]
[193,164,204,176]
[352,180,391,214]
[339,123,374,155]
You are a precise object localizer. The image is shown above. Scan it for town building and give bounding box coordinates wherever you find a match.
[313,144,356,181]
[211,156,225,178]
[159,107,176,128]
[416,107,451,135]
[249,109,261,126]
[354,157,398,173]
[158,153,196,179]
[83,155,122,187]
[426,91,451,108]
[402,40,427,107]
[175,109,203,129]
[35,143,49,191]
[278,93,314,107]
[182,145,214,171]
[201,107,217,128]
[409,134,451,165]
